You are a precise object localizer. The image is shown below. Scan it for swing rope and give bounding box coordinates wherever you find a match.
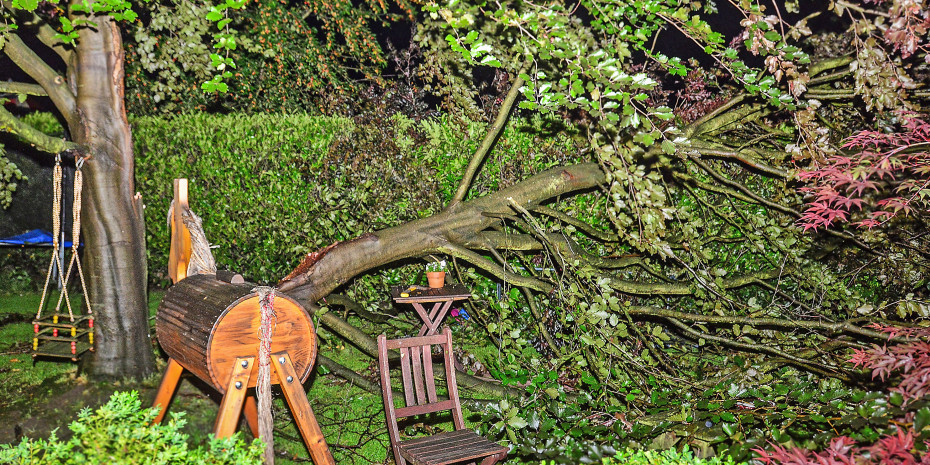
[36,154,92,323]
[254,286,277,465]
[36,155,64,320]
[55,158,91,322]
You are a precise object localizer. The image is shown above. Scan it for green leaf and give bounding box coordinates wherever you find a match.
[507,416,528,429]
[661,140,675,155]
[206,8,224,22]
[11,0,39,11]
[721,423,737,437]
[915,407,930,432]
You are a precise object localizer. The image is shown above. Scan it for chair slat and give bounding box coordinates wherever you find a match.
[385,334,447,349]
[400,347,415,406]
[399,430,508,465]
[410,346,426,404]
[395,399,455,418]
[422,345,437,403]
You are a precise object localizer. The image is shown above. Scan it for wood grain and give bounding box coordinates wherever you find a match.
[155,273,317,392]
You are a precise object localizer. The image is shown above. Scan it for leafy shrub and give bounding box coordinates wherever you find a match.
[598,447,746,465]
[132,112,583,285]
[0,249,46,294]
[0,391,263,464]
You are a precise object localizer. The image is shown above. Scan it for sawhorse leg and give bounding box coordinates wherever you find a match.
[243,395,260,438]
[152,358,184,424]
[214,356,255,438]
[271,351,335,465]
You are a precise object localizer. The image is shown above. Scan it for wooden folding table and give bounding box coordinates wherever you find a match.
[390,284,470,336]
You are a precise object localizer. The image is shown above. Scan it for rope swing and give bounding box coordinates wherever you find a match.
[33,153,94,361]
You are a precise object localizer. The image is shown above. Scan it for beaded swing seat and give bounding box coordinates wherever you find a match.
[32,154,94,361]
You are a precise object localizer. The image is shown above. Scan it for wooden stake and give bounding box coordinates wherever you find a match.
[169,179,192,284]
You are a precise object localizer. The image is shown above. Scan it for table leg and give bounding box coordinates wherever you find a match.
[417,301,455,336]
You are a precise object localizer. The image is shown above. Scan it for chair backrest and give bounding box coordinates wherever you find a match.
[377,327,465,438]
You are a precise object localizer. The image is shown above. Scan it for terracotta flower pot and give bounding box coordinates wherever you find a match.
[426,271,446,288]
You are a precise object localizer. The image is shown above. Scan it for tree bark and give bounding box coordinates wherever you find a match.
[67,17,154,379]
[279,163,607,301]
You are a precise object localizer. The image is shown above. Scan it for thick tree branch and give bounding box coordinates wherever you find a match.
[0,104,78,153]
[281,163,608,297]
[808,56,855,78]
[686,94,746,138]
[607,268,787,296]
[317,354,386,395]
[688,141,791,178]
[625,306,906,342]
[3,33,77,125]
[324,293,392,323]
[438,242,554,293]
[0,1,72,63]
[0,81,48,96]
[461,231,644,269]
[665,317,851,381]
[533,205,619,241]
[449,73,525,207]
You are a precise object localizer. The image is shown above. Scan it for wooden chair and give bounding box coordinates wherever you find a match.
[377,328,508,465]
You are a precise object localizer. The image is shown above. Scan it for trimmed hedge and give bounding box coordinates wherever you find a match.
[133,112,584,285]
[0,391,263,464]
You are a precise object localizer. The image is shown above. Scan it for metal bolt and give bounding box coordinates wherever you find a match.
[241,360,249,368]
[286,375,294,383]
[278,356,286,364]
[235,381,243,389]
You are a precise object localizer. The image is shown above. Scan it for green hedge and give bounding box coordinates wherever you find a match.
[0,391,263,464]
[133,112,583,285]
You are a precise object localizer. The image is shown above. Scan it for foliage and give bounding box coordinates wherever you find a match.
[755,326,930,465]
[477,354,930,463]
[425,259,447,272]
[598,446,746,465]
[416,0,820,255]
[799,114,930,230]
[124,0,419,114]
[133,112,583,284]
[0,391,264,464]
[0,143,25,209]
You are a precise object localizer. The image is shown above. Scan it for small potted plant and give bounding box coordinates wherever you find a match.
[425,260,447,288]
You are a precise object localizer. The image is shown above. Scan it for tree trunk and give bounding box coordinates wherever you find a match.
[280,163,606,301]
[68,18,154,379]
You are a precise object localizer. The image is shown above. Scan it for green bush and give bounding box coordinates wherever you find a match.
[0,391,263,464]
[133,112,584,285]
[597,447,746,465]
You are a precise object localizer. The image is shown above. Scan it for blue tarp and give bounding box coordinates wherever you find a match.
[0,229,77,248]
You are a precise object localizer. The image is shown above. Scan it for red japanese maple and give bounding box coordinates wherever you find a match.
[798,114,930,230]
